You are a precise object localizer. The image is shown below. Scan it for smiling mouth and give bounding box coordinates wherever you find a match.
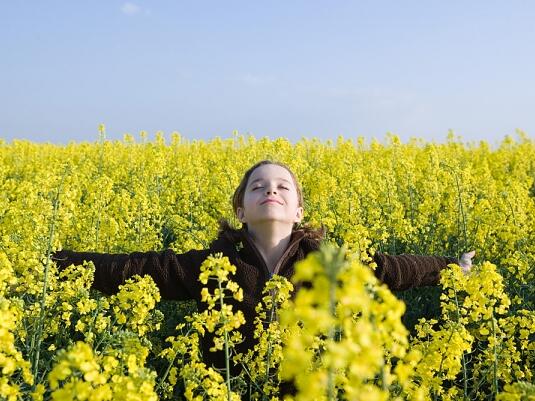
[261,200,282,205]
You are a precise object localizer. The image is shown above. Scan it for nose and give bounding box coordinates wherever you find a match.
[265,186,277,195]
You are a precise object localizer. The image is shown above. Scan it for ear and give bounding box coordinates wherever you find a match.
[236,207,246,223]
[294,206,304,223]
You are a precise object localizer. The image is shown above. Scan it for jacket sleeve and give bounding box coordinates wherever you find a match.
[51,248,209,301]
[372,252,458,291]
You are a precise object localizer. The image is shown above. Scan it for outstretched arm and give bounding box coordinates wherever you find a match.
[51,248,209,300]
[372,252,459,291]
[372,250,476,291]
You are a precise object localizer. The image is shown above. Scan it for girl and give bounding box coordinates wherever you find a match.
[52,160,474,371]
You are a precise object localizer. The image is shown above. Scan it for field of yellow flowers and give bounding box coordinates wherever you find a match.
[1,129,534,400]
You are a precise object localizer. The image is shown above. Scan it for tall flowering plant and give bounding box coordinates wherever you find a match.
[158,253,244,401]
[279,244,418,401]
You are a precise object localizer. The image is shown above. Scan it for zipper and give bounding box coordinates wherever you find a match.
[272,232,304,276]
[242,231,304,279]
[242,234,270,278]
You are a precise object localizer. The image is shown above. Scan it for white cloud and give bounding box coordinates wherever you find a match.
[121,2,141,16]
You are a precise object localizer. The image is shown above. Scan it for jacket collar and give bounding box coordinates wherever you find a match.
[240,229,305,278]
[216,219,323,277]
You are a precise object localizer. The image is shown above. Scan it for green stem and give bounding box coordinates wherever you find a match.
[452,167,468,256]
[238,362,264,393]
[31,173,65,388]
[136,203,143,248]
[94,194,103,250]
[217,278,232,401]
[327,268,336,401]
[262,289,279,401]
[86,296,103,339]
[98,127,105,175]
[157,327,193,392]
[441,163,468,257]
[385,183,396,254]
[94,315,118,352]
[451,280,469,400]
[468,345,507,399]
[491,311,499,396]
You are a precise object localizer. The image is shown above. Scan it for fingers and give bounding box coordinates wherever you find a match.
[460,250,475,262]
[459,262,471,274]
[459,250,475,275]
[465,250,476,258]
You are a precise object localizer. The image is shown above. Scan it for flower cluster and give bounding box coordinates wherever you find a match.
[496,381,535,400]
[410,261,534,400]
[196,253,245,350]
[0,297,34,400]
[280,244,415,401]
[48,340,158,401]
[233,275,294,400]
[1,131,533,400]
[110,275,163,337]
[159,254,244,400]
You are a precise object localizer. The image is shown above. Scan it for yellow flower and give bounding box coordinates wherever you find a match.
[2,130,534,399]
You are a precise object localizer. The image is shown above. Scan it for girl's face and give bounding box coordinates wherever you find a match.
[237,164,303,228]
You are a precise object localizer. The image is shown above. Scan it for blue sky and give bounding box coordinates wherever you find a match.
[2,1,534,145]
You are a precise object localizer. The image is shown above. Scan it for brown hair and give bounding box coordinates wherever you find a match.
[221,160,324,240]
[231,160,304,219]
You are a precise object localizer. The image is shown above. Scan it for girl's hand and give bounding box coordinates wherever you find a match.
[459,250,476,274]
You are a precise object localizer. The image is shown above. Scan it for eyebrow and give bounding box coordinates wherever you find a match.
[249,178,292,185]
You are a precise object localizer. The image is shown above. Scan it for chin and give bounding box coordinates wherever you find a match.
[254,218,295,226]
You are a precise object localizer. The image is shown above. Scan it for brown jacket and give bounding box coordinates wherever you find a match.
[51,223,457,370]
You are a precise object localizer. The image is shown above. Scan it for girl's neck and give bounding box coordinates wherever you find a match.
[246,223,294,273]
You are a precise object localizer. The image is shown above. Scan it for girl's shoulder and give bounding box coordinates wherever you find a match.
[215,219,243,244]
[296,224,326,244]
